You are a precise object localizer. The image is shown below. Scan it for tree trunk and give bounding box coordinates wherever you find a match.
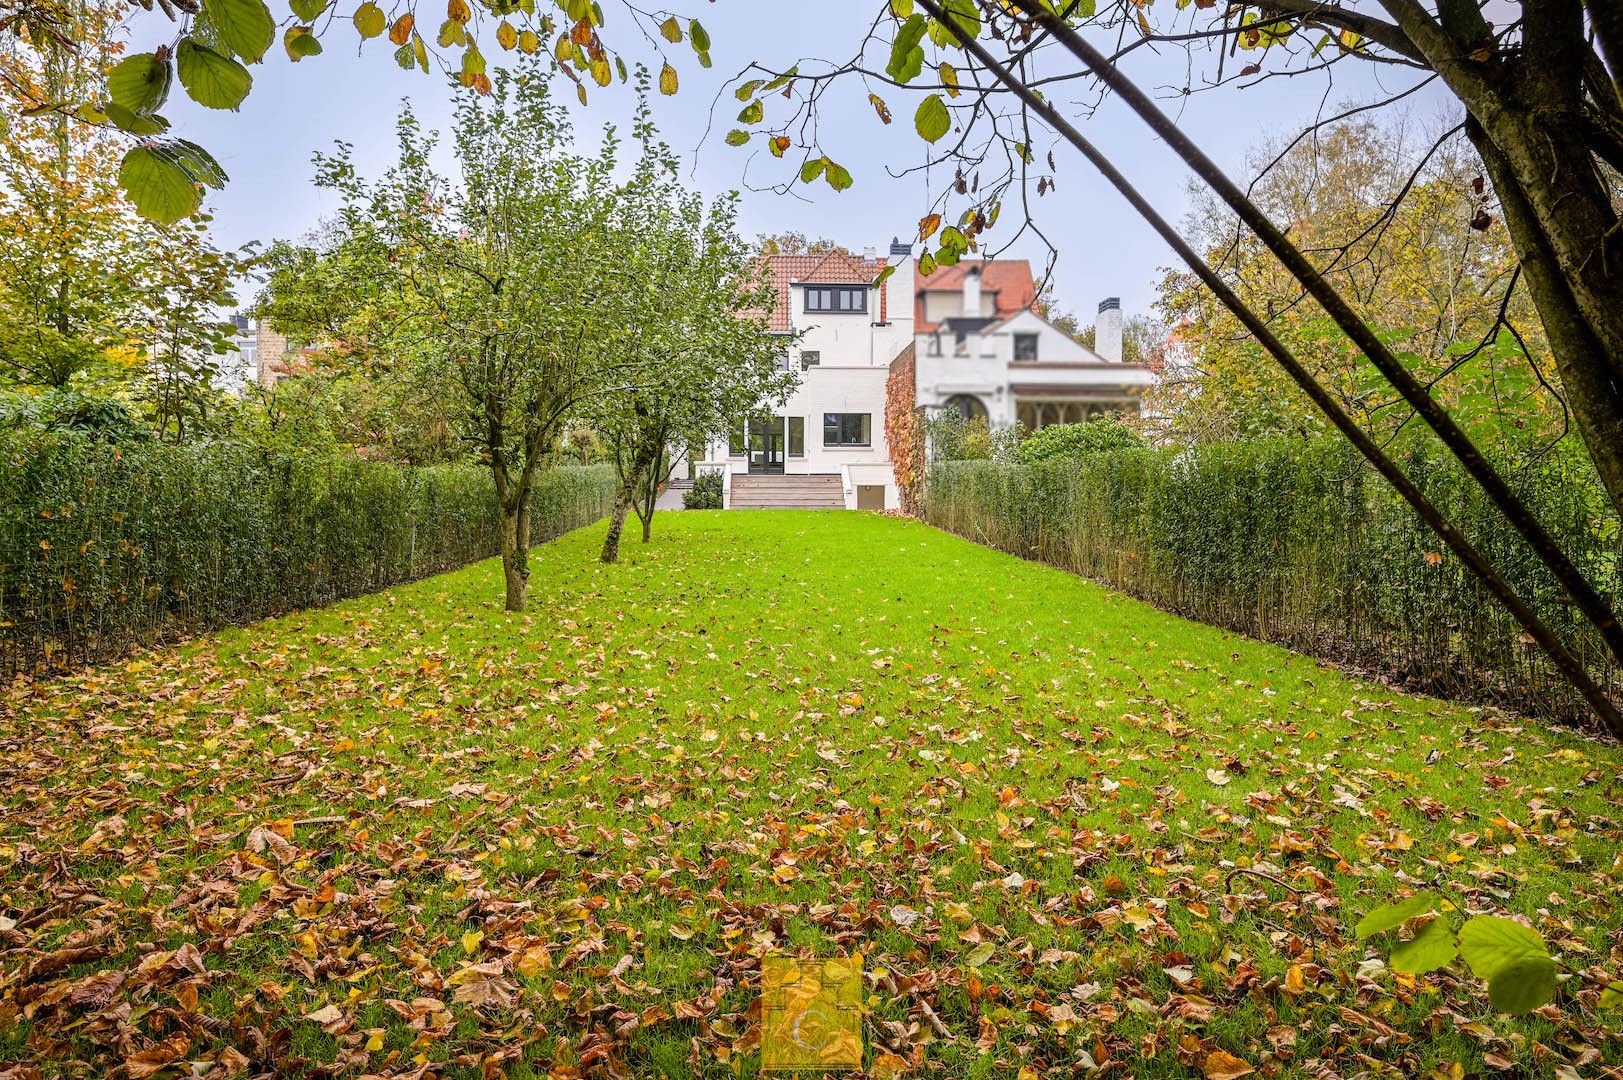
[600,489,634,564]
[1467,119,1623,519]
[499,505,527,611]
[641,515,652,543]
[499,485,532,612]
[1374,1,1623,517]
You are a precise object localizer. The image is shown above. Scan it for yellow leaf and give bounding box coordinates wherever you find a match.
[518,29,538,53]
[659,61,678,95]
[461,930,484,954]
[446,0,470,24]
[1204,1050,1255,1080]
[496,20,517,49]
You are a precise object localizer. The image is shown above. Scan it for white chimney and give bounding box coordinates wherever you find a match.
[1096,297,1123,362]
[962,267,981,316]
[862,245,878,262]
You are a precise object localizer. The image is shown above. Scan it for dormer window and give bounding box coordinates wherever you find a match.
[1013,333,1039,361]
[805,286,867,314]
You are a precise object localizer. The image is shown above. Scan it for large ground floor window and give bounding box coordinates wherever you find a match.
[823,412,872,447]
[1016,398,1139,430]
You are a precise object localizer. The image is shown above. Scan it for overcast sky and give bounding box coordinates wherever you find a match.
[137,1,1453,324]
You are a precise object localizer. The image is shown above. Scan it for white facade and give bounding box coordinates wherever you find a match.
[916,281,1154,430]
[701,246,915,510]
[701,244,1154,510]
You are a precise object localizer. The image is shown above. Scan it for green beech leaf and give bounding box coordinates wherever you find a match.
[353,2,385,37]
[203,0,274,61]
[738,99,764,124]
[918,251,937,276]
[176,39,252,110]
[1487,956,1557,1014]
[915,93,950,143]
[798,158,825,184]
[735,79,763,101]
[887,14,926,84]
[119,145,202,223]
[168,139,229,187]
[104,102,169,135]
[929,0,980,46]
[825,161,852,191]
[1389,917,1457,974]
[689,19,709,53]
[939,225,967,252]
[1355,893,1439,939]
[1458,916,1551,980]
[724,130,750,147]
[290,0,326,21]
[108,53,172,115]
[284,25,324,60]
[1598,982,1623,1009]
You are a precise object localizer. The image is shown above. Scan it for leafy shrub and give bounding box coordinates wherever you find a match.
[1016,417,1144,464]
[926,409,1022,463]
[684,470,724,509]
[0,433,616,675]
[925,436,1621,722]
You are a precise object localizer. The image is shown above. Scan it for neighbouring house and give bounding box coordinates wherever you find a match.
[914,262,1154,429]
[702,241,1154,510]
[215,313,258,392]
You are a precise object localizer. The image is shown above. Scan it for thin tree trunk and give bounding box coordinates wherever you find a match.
[499,502,527,611]
[600,488,634,564]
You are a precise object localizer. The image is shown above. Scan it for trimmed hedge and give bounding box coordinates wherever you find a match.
[925,438,1622,722]
[0,435,616,676]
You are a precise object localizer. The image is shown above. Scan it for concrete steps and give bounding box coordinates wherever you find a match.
[731,473,845,510]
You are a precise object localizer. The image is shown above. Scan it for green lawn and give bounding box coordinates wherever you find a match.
[2,511,1620,1078]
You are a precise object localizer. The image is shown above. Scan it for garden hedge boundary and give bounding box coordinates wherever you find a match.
[0,435,616,676]
[925,439,1622,723]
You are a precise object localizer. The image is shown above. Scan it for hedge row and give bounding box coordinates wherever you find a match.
[925,439,1622,722]
[0,435,616,676]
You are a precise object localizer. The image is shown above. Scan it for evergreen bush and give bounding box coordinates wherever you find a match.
[925,437,1621,722]
[1016,417,1145,464]
[683,470,724,510]
[0,434,615,675]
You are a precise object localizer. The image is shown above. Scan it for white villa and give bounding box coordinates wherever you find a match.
[700,239,1154,510]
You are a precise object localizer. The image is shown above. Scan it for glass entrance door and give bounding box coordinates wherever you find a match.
[747,415,785,474]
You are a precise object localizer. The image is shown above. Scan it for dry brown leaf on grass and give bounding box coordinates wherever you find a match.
[1204,1049,1256,1080]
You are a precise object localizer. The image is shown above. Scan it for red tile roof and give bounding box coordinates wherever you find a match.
[747,250,889,333]
[915,259,1039,332]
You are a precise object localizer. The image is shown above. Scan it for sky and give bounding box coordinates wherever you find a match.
[134,0,1453,324]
